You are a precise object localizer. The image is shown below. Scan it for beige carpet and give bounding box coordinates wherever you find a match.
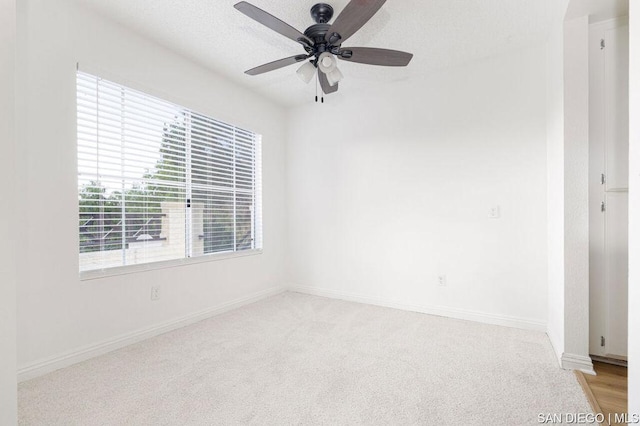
[19,292,593,425]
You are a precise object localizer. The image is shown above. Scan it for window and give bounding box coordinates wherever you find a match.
[77,71,262,274]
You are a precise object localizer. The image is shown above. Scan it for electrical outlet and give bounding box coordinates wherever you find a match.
[437,275,447,287]
[151,286,160,301]
[489,205,501,219]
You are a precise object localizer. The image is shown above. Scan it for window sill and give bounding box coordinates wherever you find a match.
[79,249,263,281]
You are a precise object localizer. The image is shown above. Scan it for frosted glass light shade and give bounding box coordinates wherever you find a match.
[318,52,337,73]
[296,62,316,84]
[326,67,344,87]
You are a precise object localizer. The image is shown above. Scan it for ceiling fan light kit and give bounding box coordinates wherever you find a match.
[296,61,317,84]
[318,52,337,73]
[326,66,343,87]
[317,52,343,87]
[234,0,413,100]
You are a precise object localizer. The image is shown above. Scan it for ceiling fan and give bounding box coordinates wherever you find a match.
[234,0,413,98]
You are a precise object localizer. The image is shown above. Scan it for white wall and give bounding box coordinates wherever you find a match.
[546,0,570,362]
[561,16,592,371]
[16,0,287,378]
[0,0,17,421]
[628,0,640,416]
[287,45,549,330]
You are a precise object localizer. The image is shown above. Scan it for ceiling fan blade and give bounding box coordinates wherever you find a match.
[324,0,386,45]
[245,55,309,76]
[234,1,313,46]
[339,47,413,66]
[318,72,339,94]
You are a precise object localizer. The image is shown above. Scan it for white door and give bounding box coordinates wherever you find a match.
[589,18,629,360]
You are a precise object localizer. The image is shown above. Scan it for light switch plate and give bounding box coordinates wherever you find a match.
[489,206,501,219]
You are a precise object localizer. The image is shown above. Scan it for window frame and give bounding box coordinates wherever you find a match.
[77,71,263,280]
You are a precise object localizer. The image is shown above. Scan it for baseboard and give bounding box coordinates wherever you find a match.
[561,353,595,375]
[590,355,627,367]
[18,286,285,382]
[289,285,547,332]
[546,329,564,367]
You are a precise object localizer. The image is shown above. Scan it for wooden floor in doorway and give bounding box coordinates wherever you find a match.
[576,361,628,425]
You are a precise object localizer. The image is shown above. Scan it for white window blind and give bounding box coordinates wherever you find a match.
[77,71,262,273]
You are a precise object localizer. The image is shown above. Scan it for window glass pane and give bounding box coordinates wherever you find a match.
[235,192,254,251]
[191,112,235,189]
[192,188,235,254]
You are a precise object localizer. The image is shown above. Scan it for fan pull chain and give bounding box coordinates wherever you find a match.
[313,72,324,104]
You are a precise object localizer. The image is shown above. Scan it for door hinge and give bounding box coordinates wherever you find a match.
[601,173,606,185]
[601,201,606,212]
[601,336,605,347]
[600,39,605,49]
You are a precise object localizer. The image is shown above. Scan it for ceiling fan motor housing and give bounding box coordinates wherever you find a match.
[304,24,331,47]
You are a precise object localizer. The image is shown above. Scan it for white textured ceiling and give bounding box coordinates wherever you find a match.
[74,0,561,107]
